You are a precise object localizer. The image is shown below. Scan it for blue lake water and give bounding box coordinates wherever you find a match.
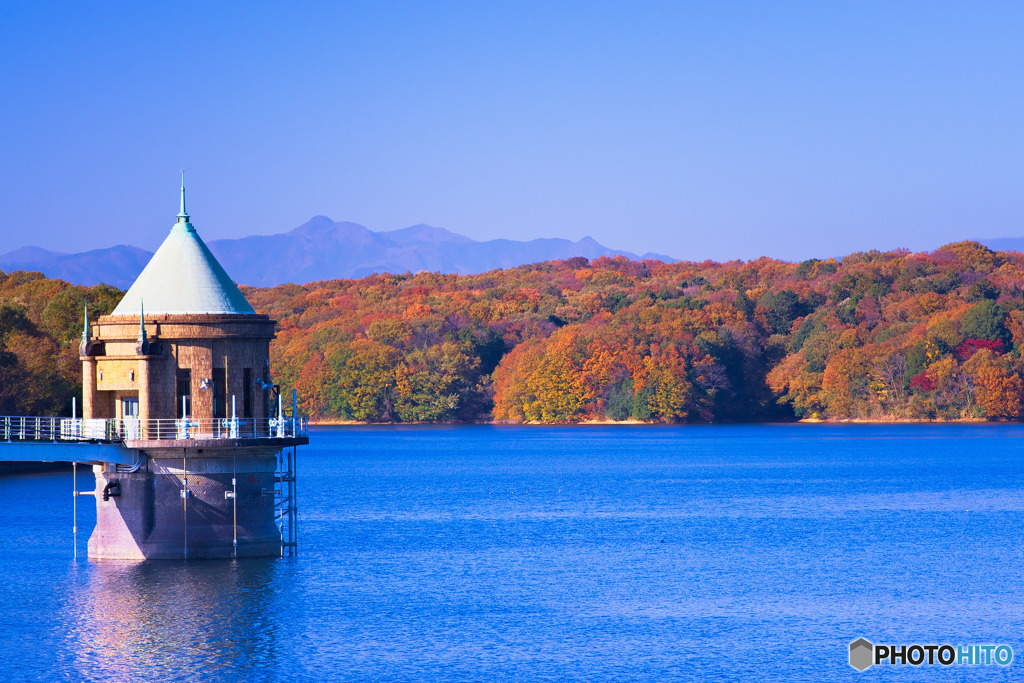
[1,424,1023,681]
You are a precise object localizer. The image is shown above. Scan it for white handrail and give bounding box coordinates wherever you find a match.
[0,415,309,443]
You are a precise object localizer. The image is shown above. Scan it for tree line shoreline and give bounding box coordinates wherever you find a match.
[306,416,995,426]
[5,240,1024,424]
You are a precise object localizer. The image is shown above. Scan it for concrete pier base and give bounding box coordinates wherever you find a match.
[88,445,286,560]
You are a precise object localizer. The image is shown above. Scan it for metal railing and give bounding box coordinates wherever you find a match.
[1,416,69,442]
[2,416,308,443]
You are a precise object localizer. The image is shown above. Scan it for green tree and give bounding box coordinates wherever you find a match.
[960,300,1007,343]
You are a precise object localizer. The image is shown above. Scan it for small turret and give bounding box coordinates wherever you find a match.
[135,301,150,355]
[79,303,91,356]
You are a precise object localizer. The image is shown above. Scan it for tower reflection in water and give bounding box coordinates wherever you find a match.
[62,559,288,679]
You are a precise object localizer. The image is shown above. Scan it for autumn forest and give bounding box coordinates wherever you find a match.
[4,240,1024,423]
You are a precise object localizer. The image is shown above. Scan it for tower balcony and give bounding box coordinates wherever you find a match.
[3,415,308,449]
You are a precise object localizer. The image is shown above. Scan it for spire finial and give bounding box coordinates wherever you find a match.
[177,171,190,222]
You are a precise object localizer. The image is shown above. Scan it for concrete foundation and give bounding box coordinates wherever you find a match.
[88,445,288,560]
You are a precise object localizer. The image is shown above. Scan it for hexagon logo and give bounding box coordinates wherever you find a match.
[850,638,874,671]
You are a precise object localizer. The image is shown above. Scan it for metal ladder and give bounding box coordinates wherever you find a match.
[275,445,297,556]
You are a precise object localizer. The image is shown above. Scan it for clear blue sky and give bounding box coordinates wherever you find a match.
[1,1,1022,262]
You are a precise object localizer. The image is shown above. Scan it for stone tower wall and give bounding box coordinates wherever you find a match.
[82,314,277,422]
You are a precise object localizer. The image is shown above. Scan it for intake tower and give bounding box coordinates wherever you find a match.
[78,179,306,559]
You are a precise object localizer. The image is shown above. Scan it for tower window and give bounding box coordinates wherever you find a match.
[243,368,253,419]
[176,369,192,418]
[213,367,226,419]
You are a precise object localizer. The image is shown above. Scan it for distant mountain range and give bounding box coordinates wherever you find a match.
[0,217,675,289]
[0,244,153,289]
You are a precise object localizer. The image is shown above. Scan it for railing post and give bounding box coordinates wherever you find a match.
[277,394,284,438]
[73,461,77,560]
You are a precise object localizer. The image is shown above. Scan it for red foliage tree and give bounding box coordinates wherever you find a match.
[909,372,936,392]
[955,338,1004,361]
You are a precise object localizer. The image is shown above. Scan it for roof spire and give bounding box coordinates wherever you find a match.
[177,171,190,223]
[110,176,256,316]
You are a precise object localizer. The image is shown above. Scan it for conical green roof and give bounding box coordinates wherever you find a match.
[112,184,254,316]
